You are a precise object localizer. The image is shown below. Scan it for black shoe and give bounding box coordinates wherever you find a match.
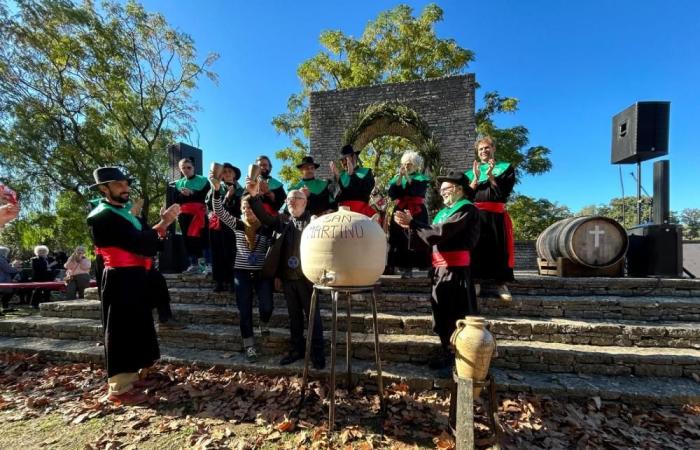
[279,351,304,366]
[213,283,226,293]
[435,365,454,379]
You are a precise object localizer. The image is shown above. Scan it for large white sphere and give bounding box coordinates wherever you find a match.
[300,207,387,286]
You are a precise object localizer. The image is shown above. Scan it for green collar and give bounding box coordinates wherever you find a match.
[340,167,370,188]
[87,199,142,231]
[262,175,283,191]
[389,172,430,189]
[465,161,511,184]
[432,198,472,225]
[292,178,328,195]
[175,174,209,191]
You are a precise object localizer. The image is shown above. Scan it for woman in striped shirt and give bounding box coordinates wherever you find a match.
[212,183,274,362]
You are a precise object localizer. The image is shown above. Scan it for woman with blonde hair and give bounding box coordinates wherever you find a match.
[64,245,91,299]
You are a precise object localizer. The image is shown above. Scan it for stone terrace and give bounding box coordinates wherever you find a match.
[1,271,700,405]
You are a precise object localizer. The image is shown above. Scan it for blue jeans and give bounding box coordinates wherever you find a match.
[234,269,273,347]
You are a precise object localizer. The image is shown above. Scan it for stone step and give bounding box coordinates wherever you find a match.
[83,286,700,322]
[4,315,700,378]
[0,335,698,405]
[159,271,700,297]
[40,300,700,349]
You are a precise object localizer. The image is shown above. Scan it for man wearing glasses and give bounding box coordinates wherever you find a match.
[466,136,516,301]
[174,158,211,273]
[394,171,480,377]
[248,188,326,370]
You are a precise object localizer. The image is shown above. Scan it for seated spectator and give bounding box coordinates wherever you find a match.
[64,246,92,300]
[11,260,30,305]
[31,245,56,308]
[0,246,20,314]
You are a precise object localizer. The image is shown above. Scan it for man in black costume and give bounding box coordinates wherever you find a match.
[466,136,516,301]
[87,167,180,404]
[330,144,376,218]
[289,156,333,216]
[394,171,480,377]
[254,155,286,216]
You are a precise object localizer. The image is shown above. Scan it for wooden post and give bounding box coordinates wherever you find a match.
[454,375,474,450]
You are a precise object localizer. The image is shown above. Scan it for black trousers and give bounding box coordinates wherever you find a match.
[430,266,479,350]
[282,279,324,357]
[146,268,173,322]
[210,227,235,285]
[178,213,207,261]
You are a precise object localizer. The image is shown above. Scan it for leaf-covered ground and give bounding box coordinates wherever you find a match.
[0,352,698,449]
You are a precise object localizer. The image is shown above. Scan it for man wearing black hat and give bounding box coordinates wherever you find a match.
[207,163,243,292]
[330,145,376,217]
[289,156,333,217]
[394,170,480,377]
[87,167,180,404]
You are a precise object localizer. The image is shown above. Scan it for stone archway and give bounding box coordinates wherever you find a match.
[309,74,476,178]
[341,102,439,175]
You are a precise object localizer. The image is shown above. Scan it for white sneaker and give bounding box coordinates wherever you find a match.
[497,284,512,301]
[474,283,481,297]
[245,346,258,362]
[204,264,212,275]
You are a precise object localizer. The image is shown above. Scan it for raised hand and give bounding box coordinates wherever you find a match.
[472,159,481,180]
[393,209,413,228]
[160,203,180,225]
[486,159,496,178]
[329,161,339,179]
[0,203,19,228]
[130,198,144,216]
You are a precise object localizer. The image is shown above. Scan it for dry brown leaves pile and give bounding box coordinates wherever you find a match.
[1,351,699,449]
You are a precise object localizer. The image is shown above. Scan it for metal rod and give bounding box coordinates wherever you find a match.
[346,292,353,389]
[637,160,642,225]
[370,286,385,413]
[329,290,338,430]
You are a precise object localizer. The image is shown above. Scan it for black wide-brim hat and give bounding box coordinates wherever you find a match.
[223,163,241,180]
[296,156,320,169]
[340,144,360,157]
[436,170,470,190]
[90,167,132,189]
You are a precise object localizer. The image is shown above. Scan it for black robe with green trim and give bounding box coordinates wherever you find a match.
[87,200,160,378]
[465,162,516,282]
[261,175,286,214]
[205,182,240,284]
[174,174,211,255]
[290,177,333,216]
[335,167,375,204]
[387,173,430,269]
[409,199,480,349]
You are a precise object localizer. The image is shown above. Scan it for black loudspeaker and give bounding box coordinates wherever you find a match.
[653,160,670,224]
[611,102,670,164]
[627,224,682,277]
[167,142,203,181]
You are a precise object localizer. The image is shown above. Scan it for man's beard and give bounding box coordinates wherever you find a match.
[109,192,129,204]
[260,168,270,178]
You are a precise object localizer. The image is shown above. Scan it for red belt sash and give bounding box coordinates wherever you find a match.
[475,201,515,269]
[339,200,376,218]
[432,250,470,268]
[180,202,206,237]
[396,196,424,217]
[96,247,152,270]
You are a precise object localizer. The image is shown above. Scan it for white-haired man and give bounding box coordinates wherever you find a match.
[30,245,56,308]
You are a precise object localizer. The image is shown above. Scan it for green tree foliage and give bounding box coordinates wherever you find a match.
[679,208,700,240]
[579,196,656,229]
[272,3,552,187]
[0,0,218,225]
[508,194,573,240]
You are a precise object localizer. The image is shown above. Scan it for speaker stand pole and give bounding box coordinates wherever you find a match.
[636,160,642,226]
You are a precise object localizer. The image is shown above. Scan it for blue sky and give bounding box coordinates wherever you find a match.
[136,0,699,213]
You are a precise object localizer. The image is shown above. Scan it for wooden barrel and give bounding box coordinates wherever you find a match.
[536,216,628,268]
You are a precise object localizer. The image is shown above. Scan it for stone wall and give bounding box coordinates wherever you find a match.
[309,74,476,178]
[515,240,538,271]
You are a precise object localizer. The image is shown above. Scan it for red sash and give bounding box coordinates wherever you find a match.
[180,202,206,237]
[339,200,377,218]
[432,250,470,268]
[396,196,425,217]
[96,247,152,270]
[475,201,515,269]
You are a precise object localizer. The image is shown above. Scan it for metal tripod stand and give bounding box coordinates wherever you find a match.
[296,283,385,431]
